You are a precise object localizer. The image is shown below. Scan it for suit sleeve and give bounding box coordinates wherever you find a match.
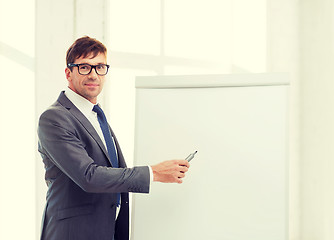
[38,108,150,194]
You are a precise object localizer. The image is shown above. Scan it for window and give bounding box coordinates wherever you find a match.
[107,0,267,165]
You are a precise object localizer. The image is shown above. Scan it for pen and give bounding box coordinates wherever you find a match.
[185,151,197,162]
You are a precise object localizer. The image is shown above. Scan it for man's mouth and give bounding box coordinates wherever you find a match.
[85,83,99,87]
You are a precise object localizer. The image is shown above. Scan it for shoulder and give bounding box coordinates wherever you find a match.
[39,101,70,123]
[38,99,79,137]
[39,91,76,124]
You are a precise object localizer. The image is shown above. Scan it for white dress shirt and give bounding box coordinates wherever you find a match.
[65,88,111,152]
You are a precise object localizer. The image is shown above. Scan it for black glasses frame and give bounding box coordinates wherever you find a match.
[68,63,110,76]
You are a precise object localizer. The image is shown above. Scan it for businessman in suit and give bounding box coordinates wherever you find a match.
[38,36,190,240]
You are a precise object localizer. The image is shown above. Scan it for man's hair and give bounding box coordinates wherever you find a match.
[66,36,107,68]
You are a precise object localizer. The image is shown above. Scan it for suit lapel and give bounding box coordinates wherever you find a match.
[57,91,114,166]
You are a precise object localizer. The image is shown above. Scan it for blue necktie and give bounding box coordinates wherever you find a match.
[93,105,118,168]
[93,105,120,206]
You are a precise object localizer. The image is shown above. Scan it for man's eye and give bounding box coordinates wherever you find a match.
[96,65,105,70]
[79,65,90,70]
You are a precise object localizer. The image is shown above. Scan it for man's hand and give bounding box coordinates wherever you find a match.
[151,160,190,184]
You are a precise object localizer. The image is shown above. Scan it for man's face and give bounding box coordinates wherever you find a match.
[65,52,107,104]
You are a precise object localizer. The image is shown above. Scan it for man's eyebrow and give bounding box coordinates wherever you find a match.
[77,62,107,65]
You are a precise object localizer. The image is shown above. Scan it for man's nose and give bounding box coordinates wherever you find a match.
[88,67,99,78]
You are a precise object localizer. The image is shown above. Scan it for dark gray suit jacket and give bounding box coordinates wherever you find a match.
[38,91,150,240]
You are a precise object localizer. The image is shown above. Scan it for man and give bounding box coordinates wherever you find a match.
[38,36,190,240]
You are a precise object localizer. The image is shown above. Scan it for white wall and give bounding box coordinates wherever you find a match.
[300,1,334,239]
[0,0,36,239]
[267,1,300,239]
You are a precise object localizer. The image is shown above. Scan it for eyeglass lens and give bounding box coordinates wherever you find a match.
[78,64,108,75]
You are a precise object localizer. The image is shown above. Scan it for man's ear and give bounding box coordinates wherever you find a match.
[65,67,72,81]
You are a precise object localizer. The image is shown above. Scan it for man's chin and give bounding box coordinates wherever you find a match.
[79,91,100,103]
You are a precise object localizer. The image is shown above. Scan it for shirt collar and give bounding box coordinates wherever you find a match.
[64,87,98,115]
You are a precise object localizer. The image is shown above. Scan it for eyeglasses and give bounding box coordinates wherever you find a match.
[68,63,110,76]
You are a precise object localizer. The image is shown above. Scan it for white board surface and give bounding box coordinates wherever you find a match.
[132,73,289,240]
